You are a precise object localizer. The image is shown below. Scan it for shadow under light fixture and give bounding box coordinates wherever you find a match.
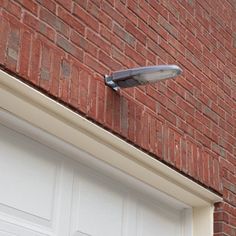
[104,65,182,91]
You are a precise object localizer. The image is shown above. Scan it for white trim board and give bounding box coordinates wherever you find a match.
[0,69,222,236]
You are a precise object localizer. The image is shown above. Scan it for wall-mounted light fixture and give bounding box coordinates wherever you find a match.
[104,65,182,91]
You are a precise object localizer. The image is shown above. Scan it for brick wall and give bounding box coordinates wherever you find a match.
[0,0,236,234]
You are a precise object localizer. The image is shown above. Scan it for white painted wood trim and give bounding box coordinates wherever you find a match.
[0,69,222,236]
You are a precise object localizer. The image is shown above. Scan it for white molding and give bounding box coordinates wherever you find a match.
[0,70,222,236]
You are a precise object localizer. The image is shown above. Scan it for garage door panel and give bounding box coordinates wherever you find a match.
[0,229,16,236]
[0,205,52,228]
[137,200,182,236]
[0,220,50,236]
[70,169,126,236]
[0,125,60,223]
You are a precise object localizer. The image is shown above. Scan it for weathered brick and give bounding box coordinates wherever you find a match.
[19,28,32,78]
[71,30,96,57]
[36,0,56,13]
[86,29,111,54]
[202,105,219,124]
[87,75,97,118]
[50,50,63,97]
[84,54,108,75]
[3,0,22,19]
[125,45,146,66]
[78,69,89,114]
[5,19,21,71]
[40,8,69,37]
[56,35,83,61]
[15,0,38,15]
[113,23,136,47]
[23,12,55,41]
[29,36,41,85]
[125,20,146,44]
[135,89,156,111]
[159,15,178,39]
[58,6,85,36]
[98,50,121,71]
[60,59,71,78]
[73,3,99,32]
[102,1,125,27]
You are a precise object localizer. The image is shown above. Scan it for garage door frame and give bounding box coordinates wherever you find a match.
[0,69,222,236]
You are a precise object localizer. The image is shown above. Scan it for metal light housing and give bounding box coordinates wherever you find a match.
[104,65,182,91]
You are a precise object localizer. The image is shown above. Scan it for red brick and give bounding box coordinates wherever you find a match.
[56,35,83,61]
[195,131,211,149]
[55,0,72,12]
[176,96,195,116]
[174,131,181,169]
[127,0,148,23]
[136,42,156,64]
[135,89,156,111]
[105,86,113,128]
[186,139,194,176]
[40,8,69,37]
[84,54,109,75]
[150,19,168,42]
[180,138,187,173]
[177,118,194,137]
[15,0,38,15]
[101,1,125,27]
[87,75,98,116]
[120,96,128,136]
[36,0,56,13]
[140,111,149,150]
[147,39,166,62]
[126,99,135,141]
[167,80,185,98]
[58,6,85,36]
[73,3,99,32]
[29,36,41,85]
[157,103,177,126]
[113,92,121,134]
[125,20,146,44]
[5,17,21,72]
[19,28,32,78]
[50,50,63,97]
[159,15,178,39]
[125,45,146,66]
[115,1,138,25]
[23,12,55,42]
[100,25,125,52]
[86,29,111,54]
[3,0,22,19]
[71,30,97,57]
[111,47,127,66]
[168,127,176,165]
[139,19,158,43]
[39,43,52,91]
[78,69,89,114]
[0,15,10,65]
[98,50,121,71]
[113,23,135,47]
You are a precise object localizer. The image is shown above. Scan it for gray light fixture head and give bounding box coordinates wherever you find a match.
[104,65,182,91]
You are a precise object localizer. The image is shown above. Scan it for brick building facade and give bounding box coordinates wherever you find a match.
[0,0,236,235]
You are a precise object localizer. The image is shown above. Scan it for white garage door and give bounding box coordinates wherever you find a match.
[0,121,191,236]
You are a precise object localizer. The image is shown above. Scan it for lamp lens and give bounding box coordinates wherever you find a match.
[136,70,178,83]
